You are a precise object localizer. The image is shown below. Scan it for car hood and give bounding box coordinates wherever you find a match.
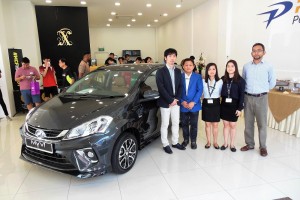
[27,95,125,130]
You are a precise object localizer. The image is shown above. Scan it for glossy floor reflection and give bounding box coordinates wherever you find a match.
[1,113,300,200]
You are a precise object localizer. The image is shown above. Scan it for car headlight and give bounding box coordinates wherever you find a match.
[63,116,113,140]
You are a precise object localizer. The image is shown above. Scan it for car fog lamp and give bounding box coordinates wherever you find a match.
[87,151,94,158]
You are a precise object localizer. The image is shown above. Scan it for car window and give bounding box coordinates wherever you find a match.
[144,70,158,91]
[66,70,141,96]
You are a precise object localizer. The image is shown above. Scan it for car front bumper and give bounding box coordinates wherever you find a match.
[20,127,116,178]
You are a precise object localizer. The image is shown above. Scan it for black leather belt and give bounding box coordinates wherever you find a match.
[245,92,267,97]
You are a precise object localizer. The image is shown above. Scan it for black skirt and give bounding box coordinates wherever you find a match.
[202,98,220,122]
[220,98,239,122]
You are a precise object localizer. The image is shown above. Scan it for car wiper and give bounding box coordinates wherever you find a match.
[98,95,126,99]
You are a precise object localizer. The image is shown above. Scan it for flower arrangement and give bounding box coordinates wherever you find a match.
[196,53,206,74]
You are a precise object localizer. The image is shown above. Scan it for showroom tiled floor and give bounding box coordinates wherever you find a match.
[0,113,300,200]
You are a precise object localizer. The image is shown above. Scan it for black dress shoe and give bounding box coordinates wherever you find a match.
[172,143,186,150]
[163,145,173,154]
[191,142,197,149]
[205,144,211,149]
[230,146,236,152]
[214,144,220,150]
[181,140,189,148]
[220,145,228,150]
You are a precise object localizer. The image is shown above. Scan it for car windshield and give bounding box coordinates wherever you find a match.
[65,69,141,96]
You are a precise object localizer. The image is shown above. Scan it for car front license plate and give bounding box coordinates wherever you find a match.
[25,138,53,154]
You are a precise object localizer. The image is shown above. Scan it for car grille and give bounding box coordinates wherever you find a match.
[22,146,76,171]
[27,124,66,140]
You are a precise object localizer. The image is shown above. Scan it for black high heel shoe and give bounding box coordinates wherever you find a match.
[221,145,228,150]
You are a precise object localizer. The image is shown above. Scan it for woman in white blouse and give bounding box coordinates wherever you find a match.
[202,63,223,149]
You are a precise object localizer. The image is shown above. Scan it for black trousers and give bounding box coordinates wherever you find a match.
[180,111,199,142]
[0,89,9,116]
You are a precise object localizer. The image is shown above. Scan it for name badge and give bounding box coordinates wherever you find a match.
[225,98,232,103]
[207,99,213,104]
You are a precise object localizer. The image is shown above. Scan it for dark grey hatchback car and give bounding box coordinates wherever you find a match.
[20,64,162,178]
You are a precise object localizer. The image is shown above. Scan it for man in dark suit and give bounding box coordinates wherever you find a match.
[156,48,185,154]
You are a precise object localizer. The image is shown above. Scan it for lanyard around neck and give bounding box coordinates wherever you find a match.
[227,79,233,98]
[207,79,216,98]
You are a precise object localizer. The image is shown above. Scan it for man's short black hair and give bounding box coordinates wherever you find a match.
[22,57,30,63]
[83,52,90,56]
[164,48,177,58]
[252,43,265,51]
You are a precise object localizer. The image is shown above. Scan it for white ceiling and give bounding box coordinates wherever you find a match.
[22,0,207,28]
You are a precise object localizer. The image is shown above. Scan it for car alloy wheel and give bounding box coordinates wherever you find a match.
[111,133,138,174]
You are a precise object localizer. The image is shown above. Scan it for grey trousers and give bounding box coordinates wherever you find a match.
[244,94,268,149]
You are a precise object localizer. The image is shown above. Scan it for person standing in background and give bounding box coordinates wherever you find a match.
[180,58,203,149]
[202,63,223,149]
[156,48,185,154]
[0,69,12,121]
[39,56,58,101]
[220,60,245,152]
[15,57,41,111]
[78,52,91,78]
[241,43,276,157]
[59,58,76,90]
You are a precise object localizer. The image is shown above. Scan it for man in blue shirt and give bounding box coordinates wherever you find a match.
[241,43,276,157]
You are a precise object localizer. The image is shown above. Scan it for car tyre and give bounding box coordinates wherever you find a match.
[111,133,138,174]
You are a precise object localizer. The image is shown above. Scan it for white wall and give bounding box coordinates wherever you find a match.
[157,0,300,80]
[156,0,219,67]
[0,0,42,117]
[90,28,156,64]
[0,0,15,117]
[156,10,193,63]
[228,0,300,80]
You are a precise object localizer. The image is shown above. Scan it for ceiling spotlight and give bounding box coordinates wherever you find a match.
[131,18,136,22]
[127,24,131,27]
[106,24,111,27]
[146,3,152,7]
[154,19,158,22]
[108,18,113,22]
[163,13,168,16]
[80,1,86,5]
[111,12,116,15]
[176,4,181,8]
[137,12,143,16]
[45,0,52,3]
[115,2,120,6]
[147,24,151,27]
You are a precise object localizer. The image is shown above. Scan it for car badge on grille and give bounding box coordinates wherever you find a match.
[35,129,46,139]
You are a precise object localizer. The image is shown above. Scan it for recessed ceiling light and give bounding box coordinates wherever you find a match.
[147,24,151,27]
[176,4,181,8]
[45,0,52,3]
[146,3,152,7]
[131,18,136,22]
[163,13,168,17]
[115,2,120,6]
[154,19,158,22]
[108,18,113,22]
[80,1,86,5]
[137,12,143,16]
[111,12,116,15]
[106,24,111,27]
[127,24,131,27]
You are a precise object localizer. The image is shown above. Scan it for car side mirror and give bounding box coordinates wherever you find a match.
[139,90,159,103]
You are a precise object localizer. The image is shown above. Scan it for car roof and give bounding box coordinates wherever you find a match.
[95,63,165,73]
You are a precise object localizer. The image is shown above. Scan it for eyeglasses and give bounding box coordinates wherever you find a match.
[252,50,264,53]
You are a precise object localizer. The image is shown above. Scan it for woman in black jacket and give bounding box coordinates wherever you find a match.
[220,60,245,152]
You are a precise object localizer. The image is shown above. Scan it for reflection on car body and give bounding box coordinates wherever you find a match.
[19,64,162,178]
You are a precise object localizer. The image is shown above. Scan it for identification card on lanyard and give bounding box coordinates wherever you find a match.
[207,80,216,104]
[226,80,233,103]
[207,99,213,104]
